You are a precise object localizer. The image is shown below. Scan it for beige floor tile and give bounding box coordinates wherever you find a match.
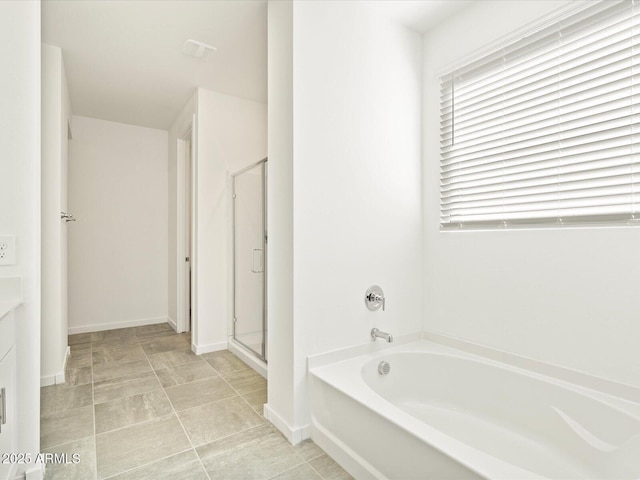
[147,348,201,370]
[42,437,96,480]
[139,334,190,355]
[41,405,94,449]
[66,353,92,369]
[69,343,92,356]
[197,424,303,480]
[68,333,93,346]
[241,388,267,415]
[202,350,250,375]
[93,372,161,404]
[155,361,218,388]
[293,439,325,462]
[224,368,267,394]
[107,450,207,480]
[271,463,322,480]
[93,328,136,343]
[91,344,146,365]
[95,414,191,479]
[91,336,141,349]
[94,389,173,434]
[165,376,236,411]
[178,396,264,446]
[41,384,93,417]
[63,366,92,387]
[309,454,354,480]
[92,359,152,383]
[133,323,176,339]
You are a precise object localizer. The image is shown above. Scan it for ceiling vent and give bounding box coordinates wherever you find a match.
[181,39,217,60]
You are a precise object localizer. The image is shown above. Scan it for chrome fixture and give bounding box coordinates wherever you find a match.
[365,285,385,311]
[371,328,393,343]
[60,212,76,222]
[378,361,391,375]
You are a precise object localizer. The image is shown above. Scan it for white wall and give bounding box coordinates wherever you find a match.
[68,116,168,333]
[167,89,267,352]
[423,0,640,388]
[266,0,295,435]
[193,88,267,352]
[266,0,423,439]
[41,44,72,385]
[0,1,42,477]
[168,92,197,328]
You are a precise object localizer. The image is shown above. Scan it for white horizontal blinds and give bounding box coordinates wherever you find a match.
[440,0,640,228]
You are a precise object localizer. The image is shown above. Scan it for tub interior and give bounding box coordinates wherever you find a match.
[361,351,640,479]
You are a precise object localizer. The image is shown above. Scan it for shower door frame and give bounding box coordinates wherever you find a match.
[231,157,268,362]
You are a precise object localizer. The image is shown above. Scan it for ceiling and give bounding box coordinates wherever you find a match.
[42,1,470,131]
[367,0,472,34]
[42,1,268,130]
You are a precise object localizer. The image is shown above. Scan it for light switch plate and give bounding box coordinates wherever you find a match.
[0,235,16,265]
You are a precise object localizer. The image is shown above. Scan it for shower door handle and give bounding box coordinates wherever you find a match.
[251,249,264,273]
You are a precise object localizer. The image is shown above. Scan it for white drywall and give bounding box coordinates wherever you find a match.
[41,44,72,385]
[266,0,423,438]
[0,1,42,477]
[266,0,295,434]
[422,0,640,388]
[167,89,267,353]
[193,89,267,352]
[168,92,197,329]
[68,116,168,333]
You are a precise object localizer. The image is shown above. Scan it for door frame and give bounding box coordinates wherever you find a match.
[231,157,268,361]
[176,115,197,336]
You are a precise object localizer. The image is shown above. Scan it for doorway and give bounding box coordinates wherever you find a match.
[177,120,195,337]
[232,158,267,361]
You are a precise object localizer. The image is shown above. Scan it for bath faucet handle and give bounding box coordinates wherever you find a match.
[365,285,385,311]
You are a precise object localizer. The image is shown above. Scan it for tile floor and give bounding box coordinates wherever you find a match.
[40,323,353,480]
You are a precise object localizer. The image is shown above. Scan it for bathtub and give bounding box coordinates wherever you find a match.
[308,339,640,479]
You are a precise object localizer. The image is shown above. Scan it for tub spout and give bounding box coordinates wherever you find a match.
[371,328,393,343]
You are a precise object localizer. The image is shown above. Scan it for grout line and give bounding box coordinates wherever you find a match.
[98,447,194,480]
[91,340,98,480]
[54,330,287,480]
[307,458,327,480]
[142,336,213,480]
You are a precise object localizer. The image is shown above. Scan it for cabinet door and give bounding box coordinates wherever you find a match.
[0,347,17,480]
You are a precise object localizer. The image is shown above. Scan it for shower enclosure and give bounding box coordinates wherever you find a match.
[232,158,267,362]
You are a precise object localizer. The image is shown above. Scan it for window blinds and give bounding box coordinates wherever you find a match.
[440,0,640,229]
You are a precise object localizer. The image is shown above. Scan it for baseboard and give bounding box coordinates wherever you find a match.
[40,346,71,386]
[263,403,311,446]
[167,316,177,332]
[62,345,70,372]
[16,463,44,480]
[191,340,227,355]
[68,317,168,335]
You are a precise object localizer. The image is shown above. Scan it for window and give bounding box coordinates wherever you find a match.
[440,0,640,229]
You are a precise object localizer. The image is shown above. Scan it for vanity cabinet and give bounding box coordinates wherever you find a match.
[0,309,17,480]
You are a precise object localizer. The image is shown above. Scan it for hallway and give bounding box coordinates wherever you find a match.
[40,324,350,479]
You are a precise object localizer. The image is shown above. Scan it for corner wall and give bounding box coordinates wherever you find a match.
[0,1,42,477]
[266,0,423,439]
[41,44,72,385]
[167,90,267,352]
[68,116,169,333]
[422,0,640,388]
[193,89,267,352]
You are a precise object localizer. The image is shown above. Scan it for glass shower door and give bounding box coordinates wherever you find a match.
[232,160,267,361]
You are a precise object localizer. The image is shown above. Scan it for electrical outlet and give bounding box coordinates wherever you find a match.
[0,235,16,265]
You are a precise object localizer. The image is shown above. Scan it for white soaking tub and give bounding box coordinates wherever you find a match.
[308,339,640,480]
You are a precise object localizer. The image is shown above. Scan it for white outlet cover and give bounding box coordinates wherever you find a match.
[0,235,16,265]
